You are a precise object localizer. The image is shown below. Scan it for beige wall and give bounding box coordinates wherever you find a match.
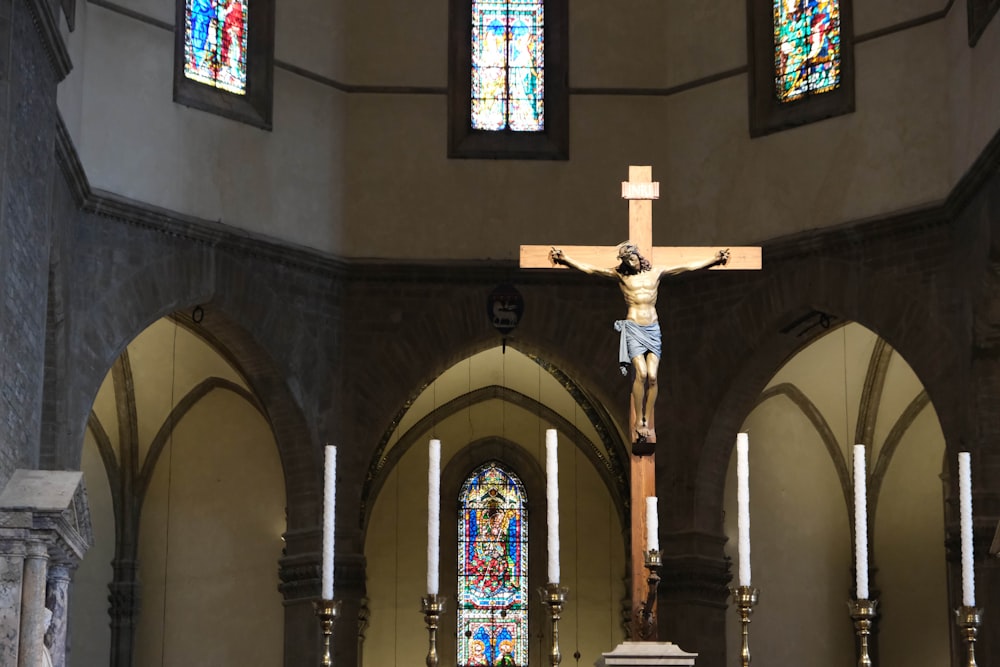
[56,0,1000,260]
[70,430,116,667]
[135,389,284,667]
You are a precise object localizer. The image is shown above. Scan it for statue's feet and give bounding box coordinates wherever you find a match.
[632,432,654,456]
[632,423,656,456]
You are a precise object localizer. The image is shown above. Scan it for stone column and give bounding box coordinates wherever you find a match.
[0,539,26,667]
[108,559,141,667]
[45,563,73,667]
[18,540,49,667]
[658,532,731,667]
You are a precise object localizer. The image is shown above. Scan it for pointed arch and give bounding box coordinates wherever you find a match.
[361,384,628,534]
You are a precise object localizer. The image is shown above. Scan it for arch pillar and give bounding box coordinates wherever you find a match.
[657,530,730,667]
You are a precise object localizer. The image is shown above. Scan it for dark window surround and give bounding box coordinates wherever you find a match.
[747,0,856,138]
[173,0,275,130]
[448,0,569,160]
[968,0,1000,46]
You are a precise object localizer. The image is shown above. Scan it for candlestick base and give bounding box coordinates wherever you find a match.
[954,606,983,667]
[729,585,758,667]
[540,583,568,667]
[314,598,341,667]
[848,599,878,667]
[421,594,445,667]
[635,550,662,641]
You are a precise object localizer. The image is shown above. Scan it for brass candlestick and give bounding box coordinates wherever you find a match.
[729,585,759,667]
[539,583,568,667]
[314,598,341,667]
[954,606,983,667]
[421,594,445,667]
[636,549,662,641]
[848,599,878,667]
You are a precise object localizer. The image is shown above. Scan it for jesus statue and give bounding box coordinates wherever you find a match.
[550,242,729,445]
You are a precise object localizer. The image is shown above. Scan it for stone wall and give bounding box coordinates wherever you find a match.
[0,0,65,485]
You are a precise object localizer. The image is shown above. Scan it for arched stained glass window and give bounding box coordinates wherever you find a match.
[773,0,841,103]
[458,462,528,666]
[184,0,249,94]
[471,0,545,132]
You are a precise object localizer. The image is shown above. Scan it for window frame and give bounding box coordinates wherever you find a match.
[448,0,569,160]
[746,0,855,137]
[173,0,276,130]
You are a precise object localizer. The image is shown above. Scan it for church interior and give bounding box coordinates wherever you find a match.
[1,0,999,665]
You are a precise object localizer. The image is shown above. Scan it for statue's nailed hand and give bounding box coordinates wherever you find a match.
[550,247,565,265]
[718,248,731,266]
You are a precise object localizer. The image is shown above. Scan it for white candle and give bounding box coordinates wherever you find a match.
[427,439,441,596]
[736,433,751,587]
[546,429,560,584]
[645,497,659,553]
[853,444,869,600]
[958,452,975,607]
[322,444,337,600]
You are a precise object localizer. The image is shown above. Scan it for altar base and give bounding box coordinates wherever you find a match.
[596,641,697,667]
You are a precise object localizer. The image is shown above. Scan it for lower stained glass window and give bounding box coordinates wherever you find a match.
[184,0,249,95]
[471,0,545,132]
[458,462,528,666]
[773,0,841,103]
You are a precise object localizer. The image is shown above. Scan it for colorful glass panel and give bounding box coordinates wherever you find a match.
[773,0,841,103]
[458,463,528,666]
[471,0,544,132]
[184,0,249,95]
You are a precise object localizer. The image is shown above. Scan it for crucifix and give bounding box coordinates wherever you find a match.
[520,165,762,640]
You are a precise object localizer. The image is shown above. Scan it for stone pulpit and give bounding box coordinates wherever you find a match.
[0,470,93,667]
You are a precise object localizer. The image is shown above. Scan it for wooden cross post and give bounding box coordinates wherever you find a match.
[520,165,762,640]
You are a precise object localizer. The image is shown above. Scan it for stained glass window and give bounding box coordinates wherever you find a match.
[458,462,528,666]
[471,0,544,132]
[773,0,841,103]
[184,0,249,95]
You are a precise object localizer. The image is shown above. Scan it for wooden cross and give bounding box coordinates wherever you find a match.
[520,165,761,640]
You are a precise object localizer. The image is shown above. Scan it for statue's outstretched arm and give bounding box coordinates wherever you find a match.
[550,247,618,278]
[659,248,730,276]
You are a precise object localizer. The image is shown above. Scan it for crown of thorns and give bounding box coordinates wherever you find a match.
[617,242,640,259]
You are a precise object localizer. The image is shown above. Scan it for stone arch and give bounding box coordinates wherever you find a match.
[361,383,628,537]
[67,245,319,534]
[690,257,963,532]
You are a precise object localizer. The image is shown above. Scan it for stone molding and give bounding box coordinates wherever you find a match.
[22,0,72,81]
[50,108,1000,284]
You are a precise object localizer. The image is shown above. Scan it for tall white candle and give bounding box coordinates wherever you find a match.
[736,433,751,587]
[427,439,441,596]
[546,429,560,584]
[645,497,659,553]
[958,452,975,607]
[853,444,869,600]
[322,444,337,600]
